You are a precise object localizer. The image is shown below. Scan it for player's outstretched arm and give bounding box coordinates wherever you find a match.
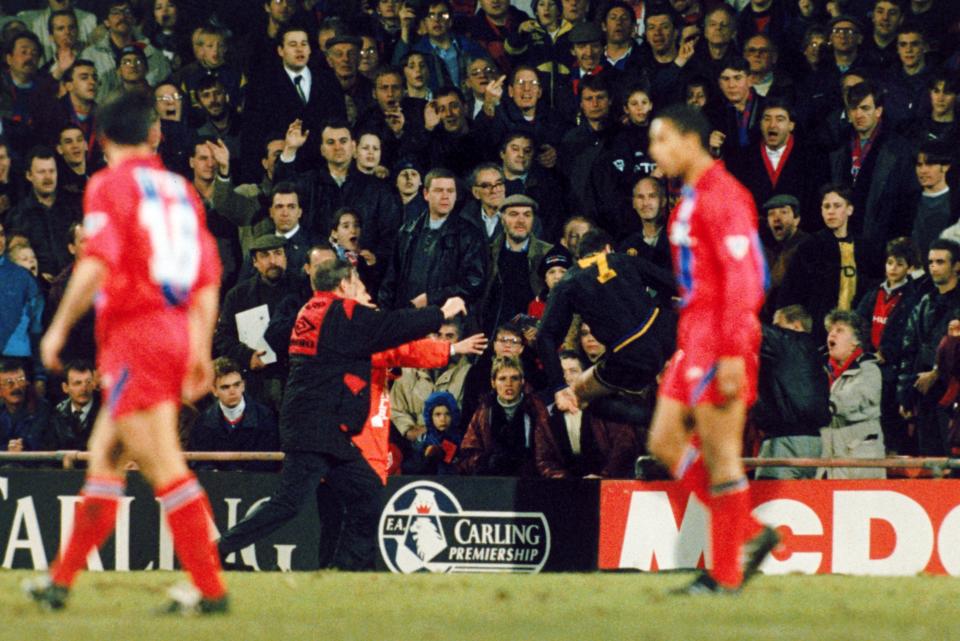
[40,256,107,373]
[183,284,220,403]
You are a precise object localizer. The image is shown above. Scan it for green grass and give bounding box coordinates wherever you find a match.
[1,571,959,641]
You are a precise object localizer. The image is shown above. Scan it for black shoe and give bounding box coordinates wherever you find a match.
[23,576,68,611]
[742,525,780,585]
[670,572,740,596]
[159,583,230,616]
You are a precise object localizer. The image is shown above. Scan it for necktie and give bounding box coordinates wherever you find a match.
[294,74,307,104]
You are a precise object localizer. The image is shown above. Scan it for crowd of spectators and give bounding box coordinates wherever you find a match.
[0,0,959,479]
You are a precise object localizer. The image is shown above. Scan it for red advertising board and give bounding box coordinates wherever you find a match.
[599,480,960,576]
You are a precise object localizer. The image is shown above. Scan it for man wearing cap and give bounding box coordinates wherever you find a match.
[325,34,372,126]
[109,45,149,97]
[527,243,572,320]
[80,1,169,103]
[822,15,868,77]
[759,194,806,320]
[480,194,552,335]
[554,20,620,123]
[213,234,298,412]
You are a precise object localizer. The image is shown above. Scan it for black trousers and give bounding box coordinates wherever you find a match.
[217,449,382,570]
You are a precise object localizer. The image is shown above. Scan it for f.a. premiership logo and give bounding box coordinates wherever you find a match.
[378,481,550,574]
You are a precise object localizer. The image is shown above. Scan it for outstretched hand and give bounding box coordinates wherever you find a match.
[453,333,488,356]
[440,296,467,319]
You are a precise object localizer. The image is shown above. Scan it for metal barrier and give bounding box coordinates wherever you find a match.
[0,451,286,469]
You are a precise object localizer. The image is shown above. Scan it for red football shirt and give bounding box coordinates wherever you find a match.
[83,154,221,345]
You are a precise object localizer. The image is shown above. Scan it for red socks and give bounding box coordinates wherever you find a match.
[672,437,711,507]
[156,474,226,600]
[51,476,124,588]
[709,479,751,588]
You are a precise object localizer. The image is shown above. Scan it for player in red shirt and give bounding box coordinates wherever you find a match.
[25,93,228,614]
[647,104,779,595]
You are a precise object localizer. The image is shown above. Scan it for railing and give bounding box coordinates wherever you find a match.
[0,451,286,469]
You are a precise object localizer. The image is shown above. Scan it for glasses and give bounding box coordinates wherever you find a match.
[121,58,144,66]
[469,66,495,77]
[831,27,857,36]
[427,11,450,21]
[514,78,541,88]
[476,180,505,190]
[360,47,378,57]
[156,93,182,102]
[108,7,133,16]
[1,376,26,388]
[744,47,771,55]
[495,336,522,345]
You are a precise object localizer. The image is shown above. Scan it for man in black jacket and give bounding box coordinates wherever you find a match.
[378,168,487,313]
[753,305,831,479]
[216,257,467,570]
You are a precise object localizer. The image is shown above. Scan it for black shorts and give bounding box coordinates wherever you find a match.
[594,307,675,395]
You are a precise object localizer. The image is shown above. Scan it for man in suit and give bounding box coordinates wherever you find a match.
[240,24,345,181]
[49,360,99,450]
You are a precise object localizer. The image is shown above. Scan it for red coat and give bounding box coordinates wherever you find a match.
[352,338,450,484]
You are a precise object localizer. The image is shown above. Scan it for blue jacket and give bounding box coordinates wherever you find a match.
[0,257,43,363]
[392,34,487,95]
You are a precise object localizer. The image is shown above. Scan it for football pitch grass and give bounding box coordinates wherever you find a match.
[1,570,958,641]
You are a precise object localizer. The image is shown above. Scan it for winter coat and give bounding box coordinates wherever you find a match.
[535,407,640,479]
[897,285,960,409]
[459,392,549,477]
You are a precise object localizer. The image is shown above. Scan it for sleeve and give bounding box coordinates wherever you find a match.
[831,360,882,420]
[537,279,575,390]
[389,370,421,435]
[457,406,489,475]
[189,188,224,292]
[349,304,445,355]
[211,176,260,227]
[712,190,767,356]
[212,289,255,365]
[897,302,923,408]
[424,227,488,306]
[80,176,124,271]
[371,337,450,370]
[534,411,569,479]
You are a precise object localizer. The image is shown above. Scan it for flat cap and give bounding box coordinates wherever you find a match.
[567,21,603,44]
[762,194,800,212]
[249,234,287,252]
[326,34,362,49]
[499,193,539,213]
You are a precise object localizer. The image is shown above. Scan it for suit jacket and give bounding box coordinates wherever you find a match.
[240,62,346,181]
[50,397,100,450]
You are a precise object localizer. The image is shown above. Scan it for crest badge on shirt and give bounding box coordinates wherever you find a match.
[724,235,750,260]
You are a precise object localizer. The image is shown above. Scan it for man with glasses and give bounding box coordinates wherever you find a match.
[81,1,169,102]
[0,361,52,454]
[822,15,867,76]
[478,64,563,162]
[463,56,496,119]
[393,0,486,95]
[464,163,507,240]
[743,34,792,100]
[325,34,372,126]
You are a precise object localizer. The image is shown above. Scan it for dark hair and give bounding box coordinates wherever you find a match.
[846,80,884,109]
[311,256,353,291]
[824,308,868,346]
[5,29,40,56]
[885,236,920,268]
[424,167,456,190]
[895,21,926,40]
[64,359,95,378]
[320,118,353,135]
[270,180,300,204]
[917,140,953,167]
[819,182,854,205]
[495,320,524,341]
[96,92,159,145]
[577,228,613,259]
[928,71,960,95]
[579,73,610,96]
[644,2,679,29]
[25,146,56,170]
[929,238,960,264]
[0,359,24,374]
[719,57,750,76]
[47,8,77,35]
[435,85,466,103]
[558,349,587,367]
[212,356,242,380]
[704,3,736,24]
[655,103,711,150]
[761,96,795,122]
[63,58,96,83]
[500,130,535,153]
[469,162,503,187]
[331,206,361,231]
[277,23,310,46]
[196,73,225,93]
[603,1,634,22]
[373,64,404,85]
[774,304,813,333]
[99,1,133,22]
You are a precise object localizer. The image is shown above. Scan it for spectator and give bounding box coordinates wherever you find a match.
[393,158,425,223]
[49,360,98,450]
[7,146,81,283]
[406,390,464,475]
[325,34,372,126]
[0,360,51,452]
[400,51,432,101]
[393,0,487,94]
[912,141,957,258]
[378,168,487,312]
[558,214,594,257]
[329,207,379,293]
[188,357,280,472]
[820,15,868,77]
[480,194,552,335]
[213,235,298,412]
[459,355,549,477]
[240,25,346,182]
[743,33,793,101]
[759,194,807,320]
[109,44,151,98]
[80,1,170,103]
[688,4,738,84]
[554,21,616,122]
[390,317,472,442]
[54,125,90,199]
[275,119,402,268]
[144,0,191,73]
[829,80,919,254]
[40,9,81,83]
[617,175,672,271]
[856,237,923,453]
[637,4,692,107]
[465,0,530,73]
[462,56,496,119]
[424,86,494,176]
[18,1,98,65]
[559,73,614,219]
[778,184,876,343]
[753,305,830,479]
[355,66,427,170]
[861,0,906,70]
[503,0,573,113]
[499,132,565,241]
[462,162,507,240]
[708,58,763,159]
[737,0,790,45]
[0,31,59,156]
[188,138,242,290]
[600,1,644,75]
[176,26,244,124]
[903,72,958,147]
[535,349,644,478]
[882,24,935,128]
[819,309,885,479]
[527,243,572,319]
[898,238,960,455]
[194,76,241,164]
[45,221,94,364]
[0,139,18,224]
